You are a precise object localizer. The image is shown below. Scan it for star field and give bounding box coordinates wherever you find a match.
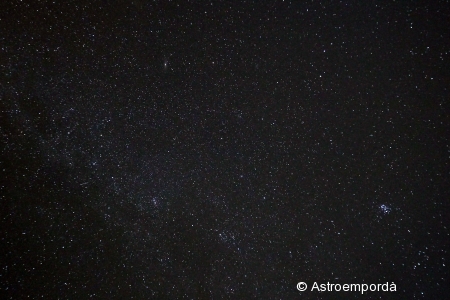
[1,0,449,298]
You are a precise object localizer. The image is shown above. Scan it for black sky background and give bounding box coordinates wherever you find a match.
[1,0,449,298]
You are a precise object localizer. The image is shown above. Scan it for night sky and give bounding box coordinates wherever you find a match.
[1,0,449,298]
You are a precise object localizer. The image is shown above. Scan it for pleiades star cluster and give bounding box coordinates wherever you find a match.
[1,0,448,298]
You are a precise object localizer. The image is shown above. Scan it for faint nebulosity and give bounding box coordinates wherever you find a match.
[1,0,448,298]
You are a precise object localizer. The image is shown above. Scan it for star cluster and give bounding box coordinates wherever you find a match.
[1,0,448,298]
